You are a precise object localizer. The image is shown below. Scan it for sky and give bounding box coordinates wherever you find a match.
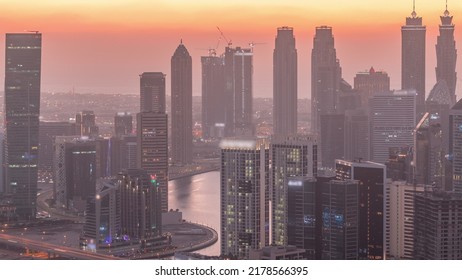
[0,0,462,98]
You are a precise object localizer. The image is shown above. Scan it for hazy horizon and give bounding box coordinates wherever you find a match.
[1,1,461,98]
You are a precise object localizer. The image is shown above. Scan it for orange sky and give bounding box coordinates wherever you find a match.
[0,0,461,98]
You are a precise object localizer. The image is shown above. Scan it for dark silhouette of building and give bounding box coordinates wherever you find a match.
[114,112,133,137]
[171,41,193,164]
[335,159,385,260]
[321,179,359,260]
[311,26,341,135]
[224,47,254,136]
[4,32,42,219]
[354,67,390,108]
[76,110,99,138]
[137,72,168,212]
[201,55,225,139]
[273,26,297,136]
[435,3,457,105]
[401,4,426,118]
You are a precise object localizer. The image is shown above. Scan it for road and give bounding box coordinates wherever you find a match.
[0,233,118,260]
[36,187,84,222]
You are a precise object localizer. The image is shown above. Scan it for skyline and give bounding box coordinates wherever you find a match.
[0,1,462,98]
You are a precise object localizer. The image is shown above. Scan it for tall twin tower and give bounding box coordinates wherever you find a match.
[402,1,457,109]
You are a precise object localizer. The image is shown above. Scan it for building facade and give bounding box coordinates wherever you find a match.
[311,26,342,135]
[401,6,426,116]
[414,190,462,259]
[224,47,254,136]
[4,32,42,219]
[321,179,359,260]
[114,112,133,138]
[271,136,317,246]
[335,159,386,260]
[385,180,426,259]
[171,42,193,164]
[220,138,270,259]
[273,26,297,136]
[353,67,390,108]
[76,110,99,138]
[140,72,166,113]
[138,72,168,212]
[201,55,226,139]
[370,90,416,164]
[287,177,317,259]
[435,5,457,105]
[118,169,162,240]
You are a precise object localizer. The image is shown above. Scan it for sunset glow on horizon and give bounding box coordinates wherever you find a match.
[1,0,461,98]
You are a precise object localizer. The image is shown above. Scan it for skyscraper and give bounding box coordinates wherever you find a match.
[271,136,318,246]
[311,26,342,135]
[401,4,426,116]
[201,55,225,139]
[335,159,386,260]
[220,138,270,259]
[435,3,457,105]
[273,26,297,136]
[138,72,168,212]
[171,41,193,164]
[370,90,416,164]
[224,47,254,136]
[4,32,41,219]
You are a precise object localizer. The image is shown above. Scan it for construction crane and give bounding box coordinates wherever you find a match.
[217,26,232,47]
[248,41,266,51]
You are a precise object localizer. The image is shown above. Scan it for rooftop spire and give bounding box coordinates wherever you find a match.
[411,0,417,18]
[444,0,450,17]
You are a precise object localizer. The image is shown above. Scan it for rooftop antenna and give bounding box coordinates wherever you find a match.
[411,0,417,17]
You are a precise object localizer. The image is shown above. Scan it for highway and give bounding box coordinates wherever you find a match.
[0,233,119,260]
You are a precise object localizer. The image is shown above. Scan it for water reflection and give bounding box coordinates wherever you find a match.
[169,171,220,256]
